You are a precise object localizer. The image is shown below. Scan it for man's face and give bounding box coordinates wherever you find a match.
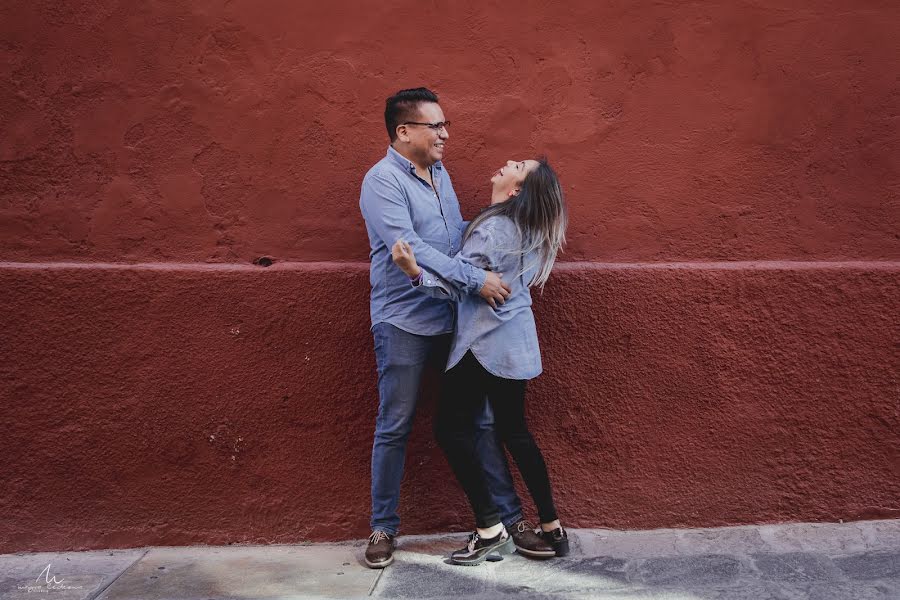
[401,102,449,167]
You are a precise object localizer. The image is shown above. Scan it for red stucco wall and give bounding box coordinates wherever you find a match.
[2,1,898,262]
[2,262,898,552]
[1,0,898,552]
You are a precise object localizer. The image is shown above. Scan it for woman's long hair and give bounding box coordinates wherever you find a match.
[462,159,567,290]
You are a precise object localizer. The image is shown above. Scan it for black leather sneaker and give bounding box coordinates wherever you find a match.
[364,530,396,568]
[449,528,515,566]
[540,526,570,557]
[509,519,556,558]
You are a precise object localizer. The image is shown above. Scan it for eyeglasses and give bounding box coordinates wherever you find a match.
[402,121,450,132]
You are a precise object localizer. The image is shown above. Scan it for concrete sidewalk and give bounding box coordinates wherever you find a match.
[1,520,898,600]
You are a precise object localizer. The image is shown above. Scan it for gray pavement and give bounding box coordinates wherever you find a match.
[2,520,898,599]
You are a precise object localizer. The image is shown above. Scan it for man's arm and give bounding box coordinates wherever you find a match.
[361,171,510,304]
[417,226,496,302]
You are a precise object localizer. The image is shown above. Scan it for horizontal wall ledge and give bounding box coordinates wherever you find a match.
[0,259,899,272]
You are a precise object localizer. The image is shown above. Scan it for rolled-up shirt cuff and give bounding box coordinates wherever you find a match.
[409,271,424,287]
[470,267,487,294]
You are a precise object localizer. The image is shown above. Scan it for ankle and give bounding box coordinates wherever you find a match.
[477,523,504,539]
[540,519,561,533]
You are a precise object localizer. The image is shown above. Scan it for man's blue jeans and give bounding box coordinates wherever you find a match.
[370,322,523,535]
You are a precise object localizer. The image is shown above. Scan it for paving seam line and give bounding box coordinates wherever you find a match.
[85,548,150,600]
[367,566,385,596]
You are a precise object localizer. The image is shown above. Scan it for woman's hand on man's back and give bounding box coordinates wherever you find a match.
[391,240,422,278]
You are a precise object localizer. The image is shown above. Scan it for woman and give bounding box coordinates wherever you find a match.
[391,158,568,566]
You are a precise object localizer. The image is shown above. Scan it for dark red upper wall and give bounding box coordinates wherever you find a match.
[1,0,897,263]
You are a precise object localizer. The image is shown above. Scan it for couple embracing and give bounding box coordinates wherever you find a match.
[359,87,568,568]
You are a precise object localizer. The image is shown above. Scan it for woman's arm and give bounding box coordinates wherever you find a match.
[392,225,500,302]
[392,239,462,300]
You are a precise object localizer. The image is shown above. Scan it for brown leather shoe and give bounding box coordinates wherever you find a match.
[508,519,556,558]
[365,530,396,568]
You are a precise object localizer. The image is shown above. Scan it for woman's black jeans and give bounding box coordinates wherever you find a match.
[435,351,559,529]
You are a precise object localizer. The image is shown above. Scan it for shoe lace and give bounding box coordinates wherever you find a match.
[515,520,535,534]
[369,530,390,545]
[467,532,480,552]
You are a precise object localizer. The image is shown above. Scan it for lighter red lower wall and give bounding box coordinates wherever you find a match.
[1,261,898,552]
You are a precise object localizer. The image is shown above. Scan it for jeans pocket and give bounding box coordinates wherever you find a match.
[372,323,391,378]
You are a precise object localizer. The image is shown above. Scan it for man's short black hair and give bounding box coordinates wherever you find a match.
[384,87,439,142]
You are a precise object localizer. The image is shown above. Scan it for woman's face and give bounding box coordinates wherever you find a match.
[490,159,540,203]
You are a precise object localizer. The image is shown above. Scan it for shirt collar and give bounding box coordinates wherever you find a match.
[386,145,443,174]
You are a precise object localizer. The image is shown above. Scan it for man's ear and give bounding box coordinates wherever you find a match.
[395,124,409,143]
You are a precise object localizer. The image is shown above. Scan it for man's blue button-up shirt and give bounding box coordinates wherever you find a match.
[360,146,486,336]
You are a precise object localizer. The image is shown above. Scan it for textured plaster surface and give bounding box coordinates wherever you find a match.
[1,1,898,262]
[2,262,897,552]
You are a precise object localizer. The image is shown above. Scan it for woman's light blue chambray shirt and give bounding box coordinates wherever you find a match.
[416,215,543,381]
[360,146,487,336]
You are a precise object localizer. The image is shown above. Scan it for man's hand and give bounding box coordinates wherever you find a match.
[480,271,511,308]
[391,239,421,278]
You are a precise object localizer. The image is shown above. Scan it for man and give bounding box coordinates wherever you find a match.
[359,88,552,568]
